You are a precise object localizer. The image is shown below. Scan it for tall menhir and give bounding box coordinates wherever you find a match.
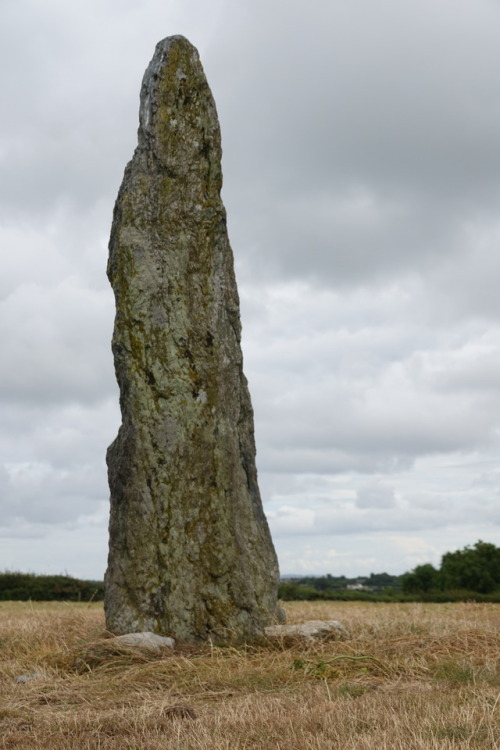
[104,36,281,641]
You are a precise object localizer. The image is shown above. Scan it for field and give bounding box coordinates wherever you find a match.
[0,601,498,749]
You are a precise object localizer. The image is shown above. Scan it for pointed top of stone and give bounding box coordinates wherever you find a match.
[137,35,221,180]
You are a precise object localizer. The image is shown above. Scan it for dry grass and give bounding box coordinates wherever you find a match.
[0,600,499,748]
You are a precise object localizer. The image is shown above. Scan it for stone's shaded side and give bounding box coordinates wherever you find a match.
[104,35,281,642]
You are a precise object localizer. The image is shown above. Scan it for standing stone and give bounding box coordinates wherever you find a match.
[104,35,281,642]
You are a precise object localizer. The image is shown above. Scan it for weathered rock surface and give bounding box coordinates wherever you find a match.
[14,672,47,684]
[104,35,281,643]
[265,620,348,641]
[114,632,175,651]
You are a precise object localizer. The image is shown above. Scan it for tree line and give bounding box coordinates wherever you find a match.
[279,540,500,602]
[1,540,499,602]
[0,572,104,602]
[400,540,500,595]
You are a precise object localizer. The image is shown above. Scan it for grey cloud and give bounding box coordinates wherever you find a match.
[1,462,107,527]
[425,222,500,323]
[268,491,500,539]
[0,4,140,217]
[242,284,500,475]
[0,400,118,469]
[209,0,500,292]
[1,0,500,576]
[0,279,115,406]
[355,483,396,509]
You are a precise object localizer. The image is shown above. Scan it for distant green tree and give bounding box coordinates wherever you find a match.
[440,540,500,594]
[401,563,440,594]
[365,572,402,589]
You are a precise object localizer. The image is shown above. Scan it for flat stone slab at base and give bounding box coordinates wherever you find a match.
[114,632,175,651]
[264,620,348,641]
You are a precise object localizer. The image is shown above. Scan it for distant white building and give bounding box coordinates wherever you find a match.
[346,581,369,591]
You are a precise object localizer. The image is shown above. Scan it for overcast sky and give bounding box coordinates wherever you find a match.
[1,0,499,580]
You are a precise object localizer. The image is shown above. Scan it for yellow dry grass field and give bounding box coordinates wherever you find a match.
[0,600,498,749]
